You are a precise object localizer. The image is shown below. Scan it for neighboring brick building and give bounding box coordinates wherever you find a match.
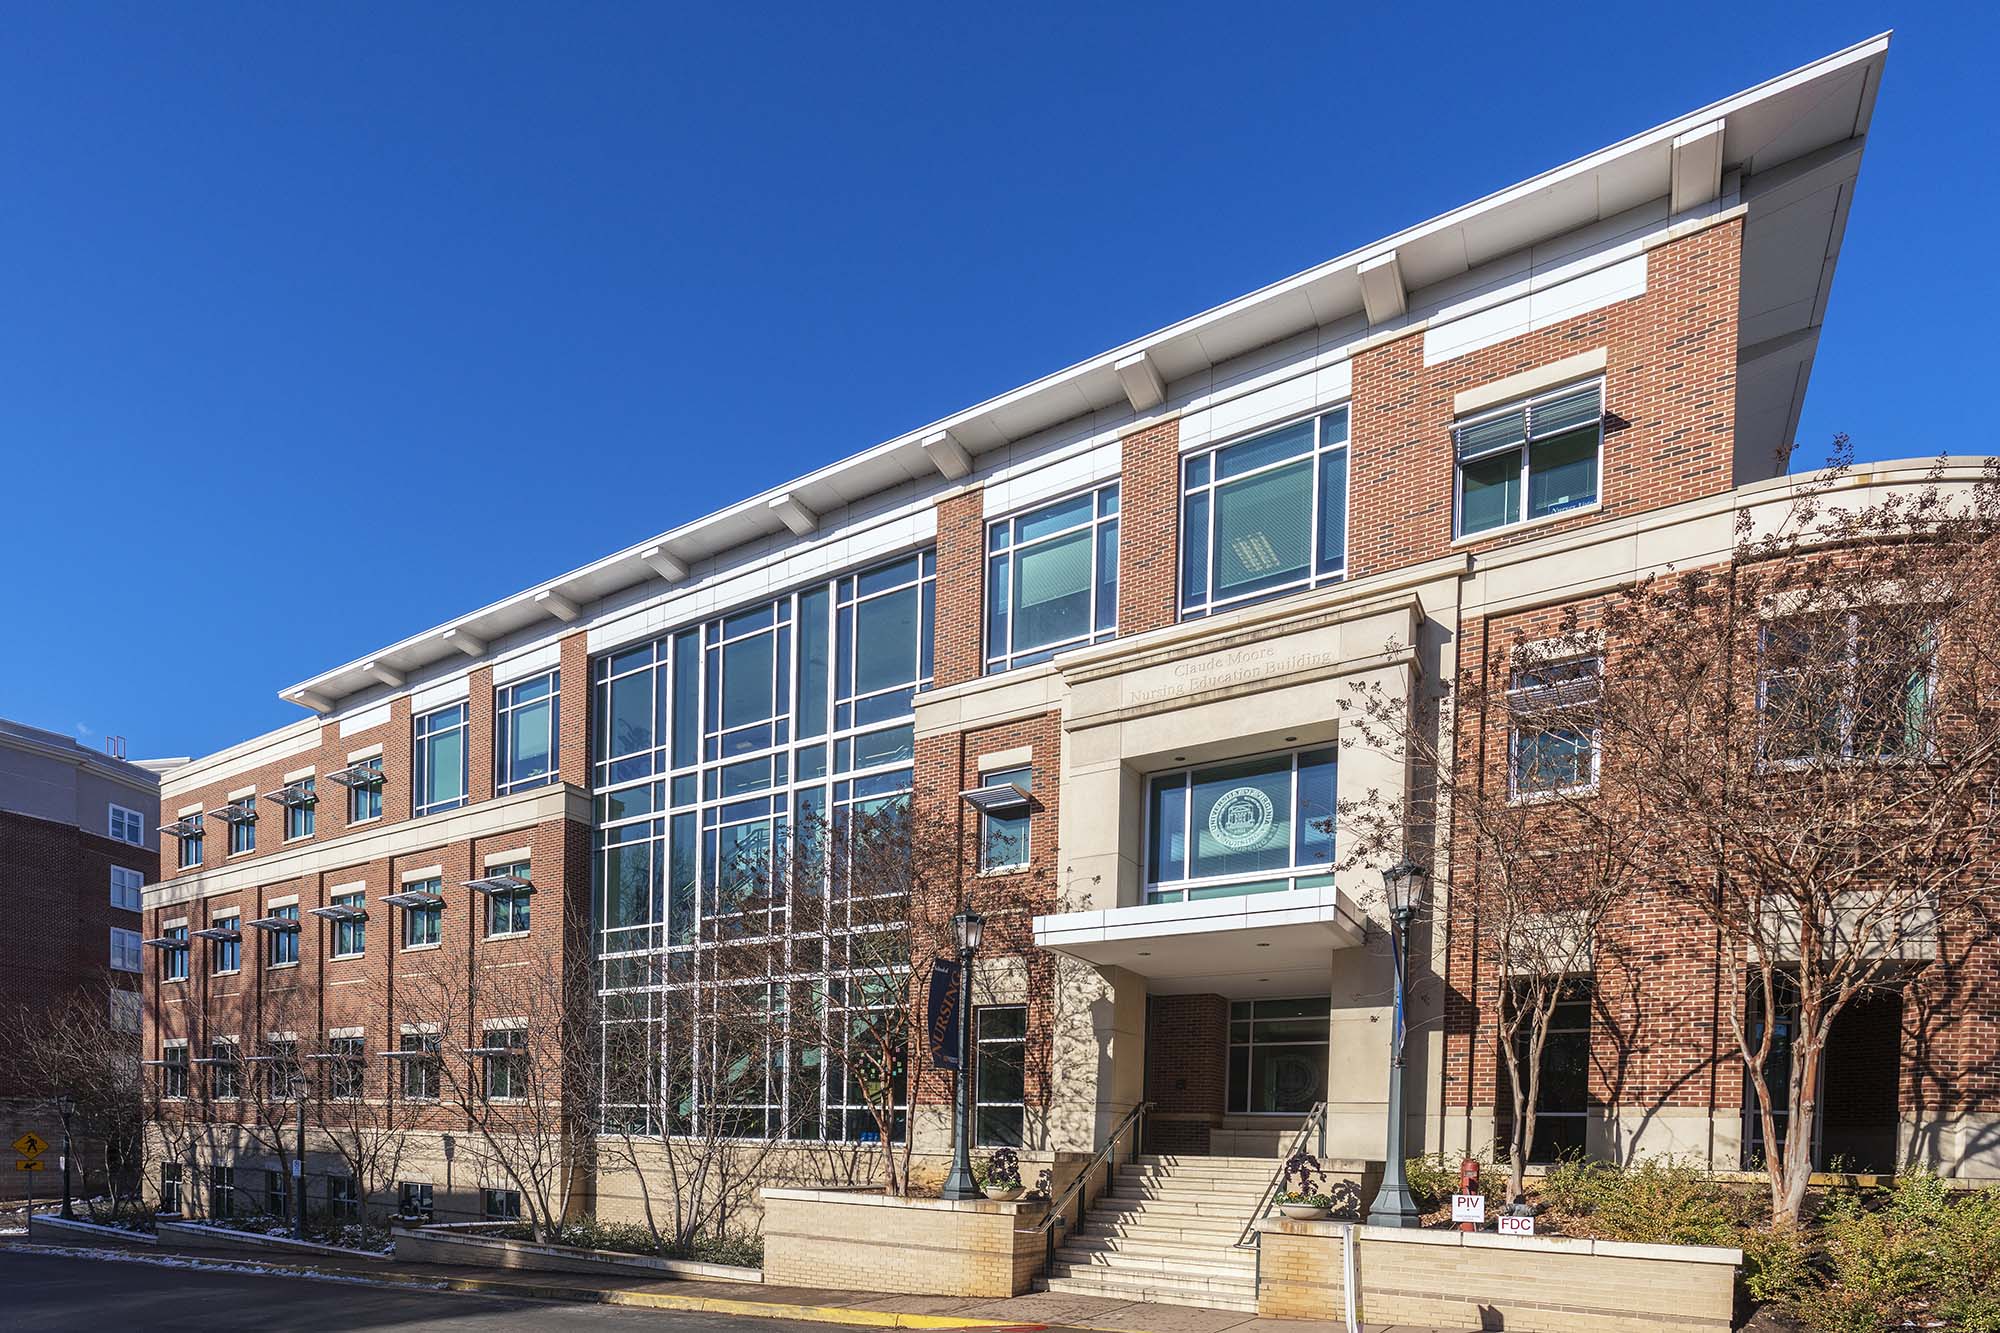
[0,718,174,1194]
[144,34,1989,1250]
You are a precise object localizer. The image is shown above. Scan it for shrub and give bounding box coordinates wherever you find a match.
[1586,1158,1744,1247]
[1538,1155,1612,1218]
[1928,1184,2000,1332]
[1740,1225,1815,1305]
[1405,1153,1505,1213]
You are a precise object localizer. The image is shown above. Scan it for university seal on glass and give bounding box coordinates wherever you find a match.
[1207,785,1276,851]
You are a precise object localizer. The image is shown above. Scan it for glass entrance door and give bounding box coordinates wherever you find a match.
[1228,997,1330,1114]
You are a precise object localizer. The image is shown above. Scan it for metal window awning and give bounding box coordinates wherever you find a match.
[191,926,241,942]
[141,1058,182,1067]
[379,1048,437,1059]
[308,903,368,922]
[325,763,384,789]
[960,782,1030,816]
[264,782,317,809]
[159,816,203,839]
[382,890,445,909]
[145,936,190,950]
[462,873,534,896]
[302,1050,363,1060]
[208,803,257,826]
[461,1046,516,1057]
[189,1056,237,1066]
[245,915,302,933]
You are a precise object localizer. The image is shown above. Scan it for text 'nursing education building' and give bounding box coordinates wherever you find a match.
[145,33,1993,1230]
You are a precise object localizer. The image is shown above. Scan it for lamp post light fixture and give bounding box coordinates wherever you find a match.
[291,1074,310,1240]
[939,908,986,1201]
[1365,857,1430,1229]
[55,1093,76,1221]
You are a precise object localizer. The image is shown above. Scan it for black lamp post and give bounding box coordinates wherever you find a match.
[1365,858,1429,1228]
[55,1094,75,1220]
[938,909,985,1201]
[291,1074,310,1240]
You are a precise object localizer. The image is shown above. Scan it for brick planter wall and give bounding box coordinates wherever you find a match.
[1255,1218,1740,1333]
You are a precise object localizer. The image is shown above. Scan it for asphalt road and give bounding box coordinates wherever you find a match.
[0,1247,856,1333]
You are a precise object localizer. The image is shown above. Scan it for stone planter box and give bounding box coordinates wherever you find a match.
[760,1187,1048,1298]
[392,1224,761,1283]
[1256,1218,1741,1333]
[155,1219,390,1260]
[27,1212,159,1245]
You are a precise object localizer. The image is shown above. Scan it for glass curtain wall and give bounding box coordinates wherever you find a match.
[593,550,934,1141]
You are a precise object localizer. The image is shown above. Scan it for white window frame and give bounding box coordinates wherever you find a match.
[110,927,143,973]
[348,755,385,824]
[110,865,145,912]
[1505,655,1604,801]
[1452,379,1605,540]
[224,798,257,856]
[162,925,190,983]
[1756,609,1938,769]
[1141,745,1339,905]
[283,778,317,841]
[972,1004,1027,1148]
[484,862,532,939]
[976,768,1032,873]
[330,892,367,959]
[108,804,145,846]
[494,670,561,796]
[983,483,1120,672]
[177,813,204,870]
[413,703,471,818]
[1179,406,1350,619]
[265,904,301,967]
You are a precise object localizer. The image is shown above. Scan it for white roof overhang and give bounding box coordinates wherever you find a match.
[283,34,1888,714]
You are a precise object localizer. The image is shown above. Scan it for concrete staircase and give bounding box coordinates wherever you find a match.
[1039,1154,1275,1312]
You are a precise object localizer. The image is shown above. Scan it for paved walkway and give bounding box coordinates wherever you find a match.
[0,1227,1459,1333]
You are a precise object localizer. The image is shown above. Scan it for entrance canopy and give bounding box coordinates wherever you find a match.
[1034,883,1365,998]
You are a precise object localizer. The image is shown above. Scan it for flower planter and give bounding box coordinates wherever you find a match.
[981,1185,1024,1201]
[1278,1202,1331,1220]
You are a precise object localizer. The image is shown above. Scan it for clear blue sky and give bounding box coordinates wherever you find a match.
[1,3,1991,761]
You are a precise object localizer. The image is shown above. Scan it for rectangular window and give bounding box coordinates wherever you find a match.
[263,1038,299,1100]
[399,1032,439,1101]
[110,989,141,1033]
[1507,980,1592,1163]
[1144,747,1337,903]
[110,927,143,973]
[284,778,317,840]
[1454,381,1602,537]
[160,1161,182,1214]
[495,670,560,795]
[482,1187,522,1221]
[163,925,189,982]
[1181,408,1349,618]
[347,756,384,823]
[177,814,204,869]
[327,1175,358,1219]
[331,892,367,957]
[1759,611,1934,766]
[1507,656,1602,798]
[223,798,257,855]
[212,919,241,974]
[329,1036,366,1101]
[483,1027,527,1101]
[1228,997,1330,1114]
[977,767,1032,873]
[985,484,1119,671]
[485,862,532,937]
[110,865,144,912]
[161,1044,189,1100]
[109,804,145,846]
[265,905,301,966]
[265,1169,291,1218]
[973,1005,1027,1147]
[209,1165,236,1219]
[210,1040,241,1101]
[398,1181,433,1221]
[402,881,443,949]
[413,704,470,817]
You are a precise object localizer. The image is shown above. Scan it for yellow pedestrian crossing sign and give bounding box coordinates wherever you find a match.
[11,1132,48,1158]
[15,1160,43,1172]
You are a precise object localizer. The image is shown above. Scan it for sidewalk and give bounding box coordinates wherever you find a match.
[0,1229,1459,1333]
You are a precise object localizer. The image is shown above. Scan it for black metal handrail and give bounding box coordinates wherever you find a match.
[1234,1100,1328,1249]
[1033,1099,1152,1263]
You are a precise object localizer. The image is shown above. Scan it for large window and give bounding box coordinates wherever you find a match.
[482,1026,527,1101]
[486,861,532,937]
[331,892,367,958]
[264,904,300,966]
[1454,381,1602,537]
[209,1165,236,1219]
[1229,997,1330,1114]
[329,1036,366,1101]
[209,1039,240,1101]
[328,1175,358,1219]
[591,550,933,1142]
[413,703,470,817]
[161,1043,189,1100]
[111,865,144,912]
[977,767,1032,873]
[1758,611,1934,766]
[398,1181,433,1221]
[160,1161,182,1214]
[985,485,1118,671]
[399,1032,439,1101]
[1506,981,1592,1162]
[402,880,443,949]
[109,804,145,846]
[482,1187,523,1221]
[1507,656,1602,798]
[1144,748,1337,904]
[973,1005,1027,1147]
[495,670,560,795]
[283,778,316,840]
[110,928,142,973]
[162,925,189,982]
[347,756,384,823]
[223,798,256,855]
[177,814,204,869]
[1181,408,1349,618]
[211,916,241,974]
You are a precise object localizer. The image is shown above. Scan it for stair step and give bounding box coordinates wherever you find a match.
[1055,1245,1255,1276]
[1040,1273,1260,1313]
[1088,1196,1261,1220]
[1063,1232,1256,1258]
[1104,1186,1270,1206]
[1074,1221,1246,1247]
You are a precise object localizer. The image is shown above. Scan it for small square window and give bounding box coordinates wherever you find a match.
[398,1181,433,1221]
[110,865,145,912]
[109,804,145,846]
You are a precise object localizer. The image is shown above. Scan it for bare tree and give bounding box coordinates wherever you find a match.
[1,975,144,1203]
[1341,621,1643,1205]
[302,1029,408,1223]
[1581,449,2000,1228]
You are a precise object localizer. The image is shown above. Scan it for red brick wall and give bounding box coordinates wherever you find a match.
[1144,993,1229,1155]
[1118,416,1181,636]
[932,487,987,689]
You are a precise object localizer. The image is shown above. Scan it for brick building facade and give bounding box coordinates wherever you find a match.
[145,37,1994,1233]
